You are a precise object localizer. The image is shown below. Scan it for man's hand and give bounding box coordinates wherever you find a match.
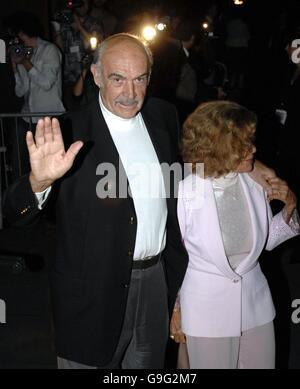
[27,117,83,193]
[10,54,24,72]
[249,160,276,195]
[10,54,24,65]
[267,177,297,223]
[11,54,33,71]
[170,304,186,344]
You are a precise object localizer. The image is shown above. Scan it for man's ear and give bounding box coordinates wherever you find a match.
[91,63,101,88]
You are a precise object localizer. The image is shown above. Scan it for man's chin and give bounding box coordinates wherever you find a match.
[116,105,139,118]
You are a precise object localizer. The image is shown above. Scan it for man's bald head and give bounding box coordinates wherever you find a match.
[91,33,153,118]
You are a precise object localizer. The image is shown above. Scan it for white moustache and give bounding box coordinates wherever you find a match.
[116,99,138,106]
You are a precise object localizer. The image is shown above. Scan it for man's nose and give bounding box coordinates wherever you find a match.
[124,80,136,99]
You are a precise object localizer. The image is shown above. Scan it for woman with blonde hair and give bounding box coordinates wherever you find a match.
[171,101,300,369]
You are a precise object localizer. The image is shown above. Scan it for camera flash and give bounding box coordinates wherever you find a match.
[142,26,157,42]
[90,36,98,50]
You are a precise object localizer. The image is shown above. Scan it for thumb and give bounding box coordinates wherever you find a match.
[64,141,84,165]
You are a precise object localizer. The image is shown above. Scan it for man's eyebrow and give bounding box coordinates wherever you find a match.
[108,73,125,79]
[134,73,149,79]
[107,72,149,80]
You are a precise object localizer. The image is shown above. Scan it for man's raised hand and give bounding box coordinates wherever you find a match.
[27,117,83,192]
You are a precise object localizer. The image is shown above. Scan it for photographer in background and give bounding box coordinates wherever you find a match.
[72,52,99,106]
[52,0,104,110]
[3,11,65,176]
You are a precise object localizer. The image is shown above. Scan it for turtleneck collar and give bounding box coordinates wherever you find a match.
[212,172,239,190]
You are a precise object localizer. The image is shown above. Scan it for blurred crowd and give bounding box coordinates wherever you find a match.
[0,0,300,203]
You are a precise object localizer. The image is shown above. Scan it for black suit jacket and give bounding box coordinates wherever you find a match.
[4,97,188,366]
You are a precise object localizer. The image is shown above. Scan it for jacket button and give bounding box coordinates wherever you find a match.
[128,250,133,257]
[123,284,130,289]
[20,206,30,215]
[129,216,135,224]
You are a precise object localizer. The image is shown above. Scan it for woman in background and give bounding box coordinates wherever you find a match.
[171,101,299,369]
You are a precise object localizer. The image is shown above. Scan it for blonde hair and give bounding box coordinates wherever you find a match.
[182,101,257,178]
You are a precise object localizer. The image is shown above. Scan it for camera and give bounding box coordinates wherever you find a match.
[82,52,93,68]
[8,38,33,58]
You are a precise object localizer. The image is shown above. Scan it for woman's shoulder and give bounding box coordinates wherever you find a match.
[180,173,206,187]
[241,172,266,191]
[178,174,207,207]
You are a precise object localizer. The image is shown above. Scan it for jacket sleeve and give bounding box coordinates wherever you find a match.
[3,174,43,227]
[265,200,300,251]
[14,66,29,97]
[162,113,188,312]
[28,44,62,91]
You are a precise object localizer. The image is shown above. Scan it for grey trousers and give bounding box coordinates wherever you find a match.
[178,321,275,369]
[57,261,169,369]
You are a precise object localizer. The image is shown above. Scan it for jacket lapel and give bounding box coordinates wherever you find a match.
[87,100,121,168]
[141,104,170,166]
[142,101,175,207]
[235,174,267,274]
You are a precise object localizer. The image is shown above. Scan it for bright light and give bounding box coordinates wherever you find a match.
[90,36,98,50]
[142,25,157,41]
[234,0,244,5]
[156,23,166,31]
[202,23,209,30]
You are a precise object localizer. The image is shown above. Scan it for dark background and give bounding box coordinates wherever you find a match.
[0,0,300,369]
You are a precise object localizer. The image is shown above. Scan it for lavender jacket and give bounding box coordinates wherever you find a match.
[177,173,299,337]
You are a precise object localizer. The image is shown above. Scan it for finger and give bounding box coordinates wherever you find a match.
[269,181,289,192]
[174,334,181,343]
[271,184,288,192]
[44,117,54,143]
[171,312,181,332]
[64,141,84,166]
[35,119,46,147]
[269,186,285,194]
[52,118,64,144]
[268,177,286,186]
[26,131,37,154]
[269,181,287,189]
[277,184,289,193]
[170,325,176,335]
[174,332,185,344]
[261,167,276,179]
[270,192,287,203]
[266,186,273,196]
[271,186,289,196]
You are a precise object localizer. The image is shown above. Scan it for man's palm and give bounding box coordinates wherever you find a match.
[27,117,83,186]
